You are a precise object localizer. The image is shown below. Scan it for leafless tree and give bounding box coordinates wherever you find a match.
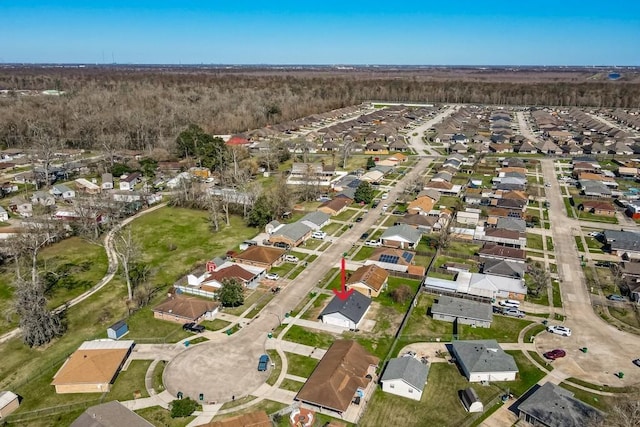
[28,122,61,189]
[112,226,141,301]
[589,396,639,427]
[528,262,551,296]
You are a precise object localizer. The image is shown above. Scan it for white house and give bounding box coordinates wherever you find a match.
[380,224,422,249]
[101,173,114,190]
[451,340,518,382]
[119,172,142,191]
[456,209,481,226]
[50,184,76,199]
[319,291,371,330]
[0,206,8,222]
[380,357,429,401]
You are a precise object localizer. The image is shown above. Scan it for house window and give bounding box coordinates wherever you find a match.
[389,384,395,389]
[408,388,413,393]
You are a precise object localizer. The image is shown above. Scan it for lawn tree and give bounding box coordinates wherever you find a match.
[170,397,198,418]
[354,181,375,204]
[341,138,354,169]
[435,226,451,250]
[218,278,245,307]
[298,163,322,202]
[12,218,67,347]
[112,226,141,302]
[270,175,293,219]
[208,196,222,232]
[366,156,376,170]
[528,262,550,296]
[247,194,274,228]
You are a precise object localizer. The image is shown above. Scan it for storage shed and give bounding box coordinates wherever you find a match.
[460,387,483,413]
[0,391,19,418]
[107,320,129,340]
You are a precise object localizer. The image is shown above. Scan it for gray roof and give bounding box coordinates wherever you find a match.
[604,230,640,252]
[431,296,493,322]
[381,357,429,392]
[320,291,371,323]
[71,401,154,427]
[495,217,526,233]
[579,180,612,196]
[300,211,330,227]
[518,383,601,427]
[339,187,357,199]
[53,184,72,193]
[381,224,422,244]
[372,165,394,175]
[419,189,441,202]
[273,222,312,242]
[451,340,518,374]
[481,259,525,278]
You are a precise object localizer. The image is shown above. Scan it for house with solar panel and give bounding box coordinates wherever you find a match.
[365,248,415,272]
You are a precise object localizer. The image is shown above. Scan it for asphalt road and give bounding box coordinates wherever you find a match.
[404,105,457,155]
[163,156,435,401]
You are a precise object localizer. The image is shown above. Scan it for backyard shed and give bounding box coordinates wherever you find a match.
[0,391,19,418]
[107,320,129,340]
[460,387,483,413]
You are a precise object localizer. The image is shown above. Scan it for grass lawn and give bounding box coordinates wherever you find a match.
[360,363,501,427]
[301,293,330,320]
[201,319,231,331]
[223,288,268,316]
[333,208,358,222]
[446,241,481,257]
[125,308,191,343]
[131,207,258,285]
[526,233,544,250]
[400,294,455,343]
[352,245,375,261]
[574,236,585,252]
[0,236,109,335]
[462,316,532,343]
[546,236,554,251]
[552,281,563,308]
[220,395,256,410]
[609,307,640,329]
[212,400,286,422]
[279,378,304,392]
[576,211,618,224]
[524,324,547,343]
[563,198,576,218]
[558,383,615,412]
[108,360,151,402]
[301,238,324,250]
[283,325,338,349]
[528,351,554,371]
[322,222,343,235]
[377,277,421,314]
[152,360,166,393]
[265,350,282,386]
[494,351,546,397]
[136,406,196,427]
[3,409,86,427]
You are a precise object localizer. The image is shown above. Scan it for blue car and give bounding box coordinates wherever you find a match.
[257,354,269,371]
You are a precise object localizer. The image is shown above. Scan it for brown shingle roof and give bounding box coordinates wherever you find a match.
[200,411,271,427]
[234,246,285,265]
[479,244,526,260]
[582,200,615,211]
[485,228,523,240]
[347,265,388,292]
[296,340,379,413]
[319,197,351,213]
[204,264,256,284]
[152,295,219,321]
[52,346,132,386]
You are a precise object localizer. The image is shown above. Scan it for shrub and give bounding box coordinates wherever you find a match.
[170,397,198,418]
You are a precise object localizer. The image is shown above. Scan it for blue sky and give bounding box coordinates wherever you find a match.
[2,1,639,65]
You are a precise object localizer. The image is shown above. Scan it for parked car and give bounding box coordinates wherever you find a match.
[503,308,526,318]
[381,193,388,200]
[284,255,299,263]
[365,239,381,247]
[257,354,270,371]
[633,358,640,367]
[182,322,205,333]
[382,204,389,211]
[595,261,612,267]
[392,210,403,215]
[265,272,279,280]
[273,242,291,250]
[262,239,273,246]
[498,299,521,308]
[588,231,601,238]
[544,349,566,360]
[547,325,572,336]
[371,201,379,208]
[311,231,327,240]
[360,232,370,240]
[607,294,625,301]
[355,217,363,222]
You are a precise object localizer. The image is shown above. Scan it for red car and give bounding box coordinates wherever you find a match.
[544,349,566,360]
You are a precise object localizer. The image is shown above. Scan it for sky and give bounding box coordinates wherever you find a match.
[1,1,639,65]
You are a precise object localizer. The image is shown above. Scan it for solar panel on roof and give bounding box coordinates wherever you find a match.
[379,254,399,264]
[402,252,413,263]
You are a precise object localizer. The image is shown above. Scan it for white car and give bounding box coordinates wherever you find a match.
[265,273,279,281]
[547,325,572,337]
[588,232,601,238]
[284,255,299,263]
[498,299,521,308]
[381,193,388,200]
[311,231,327,240]
[382,204,389,211]
[365,240,381,247]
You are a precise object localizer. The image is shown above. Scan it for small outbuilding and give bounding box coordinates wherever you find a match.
[460,387,483,413]
[0,391,19,418]
[107,320,129,340]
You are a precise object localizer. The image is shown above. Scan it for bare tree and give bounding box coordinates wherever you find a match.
[28,122,61,189]
[436,226,451,250]
[589,396,639,427]
[112,226,141,301]
[528,262,550,296]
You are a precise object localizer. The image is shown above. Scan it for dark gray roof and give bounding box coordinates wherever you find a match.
[518,383,602,427]
[273,222,312,242]
[320,291,371,323]
[579,180,612,196]
[604,230,640,252]
[451,340,518,374]
[496,217,526,233]
[381,357,429,392]
[431,296,493,322]
[381,224,422,244]
[481,259,525,278]
[71,401,154,427]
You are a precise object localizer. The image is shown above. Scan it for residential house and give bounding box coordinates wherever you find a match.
[346,264,389,298]
[536,140,562,154]
[480,228,526,249]
[365,248,424,274]
[233,246,285,270]
[517,140,537,154]
[579,180,612,197]
[288,162,335,186]
[119,172,142,191]
[31,191,55,206]
[495,217,526,233]
[432,171,453,183]
[479,244,527,263]
[200,411,272,427]
[318,197,351,216]
[493,176,527,191]
[603,230,640,260]
[489,143,513,153]
[152,294,219,324]
[518,383,602,427]
[380,357,429,401]
[578,172,618,188]
[580,200,616,217]
[75,178,101,194]
[199,264,262,290]
[320,291,371,330]
[295,340,379,414]
[450,340,518,382]
[423,271,526,300]
[431,296,493,328]
[71,401,154,427]
[51,184,76,199]
[424,180,462,195]
[380,224,422,249]
[464,188,485,206]
[0,391,19,418]
[51,340,135,393]
[396,213,445,233]
[300,211,331,230]
[0,206,8,222]
[481,259,525,279]
[9,197,32,218]
[101,173,114,190]
[407,196,436,215]
[360,170,384,183]
[456,209,481,226]
[269,222,313,247]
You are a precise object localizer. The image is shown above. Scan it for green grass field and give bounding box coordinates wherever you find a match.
[285,352,319,378]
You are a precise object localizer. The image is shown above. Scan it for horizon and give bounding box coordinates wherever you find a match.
[1,1,639,65]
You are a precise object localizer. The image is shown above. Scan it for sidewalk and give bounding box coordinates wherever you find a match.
[283,317,348,335]
[265,339,326,359]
